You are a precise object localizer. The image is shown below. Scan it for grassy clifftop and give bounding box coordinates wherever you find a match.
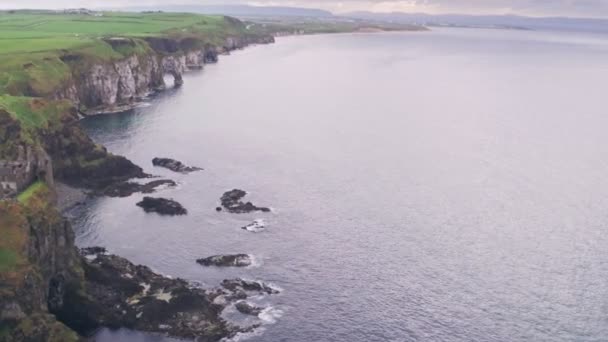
[0,11,258,99]
[0,11,244,54]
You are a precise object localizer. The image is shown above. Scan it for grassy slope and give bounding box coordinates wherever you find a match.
[0,96,70,130]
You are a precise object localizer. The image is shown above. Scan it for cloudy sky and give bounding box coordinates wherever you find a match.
[1,0,607,18]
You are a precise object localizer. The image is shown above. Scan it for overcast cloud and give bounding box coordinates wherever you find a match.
[1,0,607,18]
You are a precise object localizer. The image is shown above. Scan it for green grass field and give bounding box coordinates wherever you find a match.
[0,11,232,55]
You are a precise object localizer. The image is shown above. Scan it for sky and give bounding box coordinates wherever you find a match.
[1,0,607,18]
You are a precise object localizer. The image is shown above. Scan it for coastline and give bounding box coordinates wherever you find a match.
[0,13,429,341]
[0,14,279,342]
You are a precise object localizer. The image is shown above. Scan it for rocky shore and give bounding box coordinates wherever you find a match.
[67,248,279,340]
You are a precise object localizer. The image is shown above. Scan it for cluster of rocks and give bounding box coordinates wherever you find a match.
[219,189,271,214]
[102,179,176,198]
[94,156,279,334]
[72,248,280,340]
[131,158,203,215]
[152,157,203,174]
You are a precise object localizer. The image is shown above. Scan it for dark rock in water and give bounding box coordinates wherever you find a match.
[235,301,262,316]
[197,254,252,267]
[152,157,203,174]
[242,219,266,232]
[220,189,271,214]
[216,207,223,212]
[73,248,247,341]
[103,179,176,198]
[81,246,107,255]
[221,279,280,295]
[136,197,187,216]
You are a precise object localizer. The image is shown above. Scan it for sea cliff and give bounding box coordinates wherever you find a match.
[0,13,274,341]
[54,35,274,114]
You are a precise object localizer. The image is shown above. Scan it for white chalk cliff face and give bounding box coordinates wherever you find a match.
[51,35,275,114]
[74,53,164,113]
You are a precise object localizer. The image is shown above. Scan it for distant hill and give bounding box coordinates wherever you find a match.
[342,12,608,33]
[119,5,333,18]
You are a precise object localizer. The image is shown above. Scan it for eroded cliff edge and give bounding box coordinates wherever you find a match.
[54,35,273,115]
[0,15,274,341]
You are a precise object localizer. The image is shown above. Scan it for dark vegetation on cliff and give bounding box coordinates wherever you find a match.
[0,183,81,341]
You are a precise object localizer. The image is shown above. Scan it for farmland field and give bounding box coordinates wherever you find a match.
[0,11,232,55]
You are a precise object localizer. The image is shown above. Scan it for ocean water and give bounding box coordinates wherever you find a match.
[75,28,608,342]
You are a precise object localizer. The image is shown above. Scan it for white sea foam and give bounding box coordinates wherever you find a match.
[247,254,263,268]
[264,282,284,293]
[242,219,266,233]
[221,327,266,342]
[259,306,284,324]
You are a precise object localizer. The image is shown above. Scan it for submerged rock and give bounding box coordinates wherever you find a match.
[197,254,252,267]
[221,279,280,295]
[152,157,203,173]
[220,189,270,214]
[136,197,187,216]
[73,248,245,341]
[242,219,266,233]
[103,179,176,197]
[235,301,262,316]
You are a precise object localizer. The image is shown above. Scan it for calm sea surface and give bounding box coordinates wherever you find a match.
[76,28,608,342]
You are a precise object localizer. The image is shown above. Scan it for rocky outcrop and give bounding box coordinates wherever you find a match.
[221,279,280,296]
[136,197,187,216]
[39,108,147,190]
[67,52,164,114]
[152,157,203,173]
[102,179,176,198]
[0,144,54,199]
[0,188,83,342]
[220,189,271,214]
[235,301,263,316]
[197,254,252,268]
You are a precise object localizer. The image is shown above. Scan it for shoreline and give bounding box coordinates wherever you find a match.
[0,12,430,341]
